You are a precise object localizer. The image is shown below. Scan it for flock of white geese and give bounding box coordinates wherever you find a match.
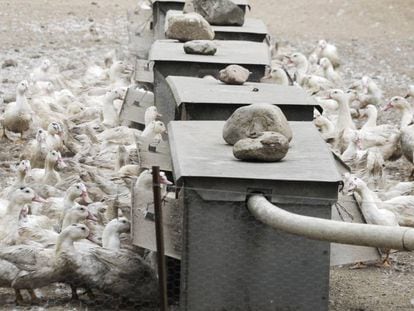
[0,38,413,305]
[0,55,165,306]
[264,40,414,266]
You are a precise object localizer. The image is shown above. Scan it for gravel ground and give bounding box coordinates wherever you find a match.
[0,0,414,310]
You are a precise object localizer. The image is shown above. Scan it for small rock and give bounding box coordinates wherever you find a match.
[192,0,245,26]
[219,65,251,85]
[223,103,292,145]
[233,131,289,162]
[183,40,217,55]
[1,59,17,68]
[166,12,215,42]
[91,1,97,5]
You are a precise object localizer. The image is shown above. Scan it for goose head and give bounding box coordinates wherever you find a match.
[345,89,358,102]
[152,121,167,135]
[341,174,363,196]
[15,159,31,178]
[40,59,51,72]
[361,76,371,94]
[113,87,126,100]
[135,169,172,190]
[359,104,377,118]
[46,150,67,169]
[319,57,333,70]
[349,130,363,148]
[383,96,410,112]
[68,182,90,203]
[108,217,131,234]
[145,106,162,122]
[36,128,47,143]
[287,52,307,68]
[110,61,133,77]
[43,82,55,95]
[47,122,63,137]
[61,223,90,242]
[16,80,29,95]
[11,187,46,205]
[318,40,328,50]
[64,205,97,226]
[326,89,345,102]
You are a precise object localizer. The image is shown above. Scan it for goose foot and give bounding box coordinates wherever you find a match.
[14,289,25,306]
[86,288,95,301]
[70,285,79,301]
[28,289,41,305]
[349,262,367,269]
[376,258,392,268]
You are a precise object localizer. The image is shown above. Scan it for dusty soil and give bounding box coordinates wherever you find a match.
[0,0,413,310]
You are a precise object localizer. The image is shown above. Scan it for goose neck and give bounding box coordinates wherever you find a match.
[102,227,121,250]
[362,110,377,129]
[400,108,413,129]
[56,232,75,255]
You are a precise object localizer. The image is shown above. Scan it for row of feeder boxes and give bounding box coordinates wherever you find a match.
[124,1,361,311]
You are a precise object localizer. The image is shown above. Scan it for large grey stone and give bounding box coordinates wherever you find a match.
[233,131,289,162]
[192,0,245,26]
[219,64,251,85]
[165,12,215,42]
[223,103,293,145]
[184,40,217,55]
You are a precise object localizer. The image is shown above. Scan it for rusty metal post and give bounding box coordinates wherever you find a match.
[152,166,169,311]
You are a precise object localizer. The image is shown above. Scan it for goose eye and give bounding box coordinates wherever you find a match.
[20,187,25,190]
[76,185,80,189]
[80,207,85,211]
[122,220,127,224]
[81,227,85,231]
[25,190,30,193]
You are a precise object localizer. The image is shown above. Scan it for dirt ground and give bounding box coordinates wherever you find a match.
[0,0,413,310]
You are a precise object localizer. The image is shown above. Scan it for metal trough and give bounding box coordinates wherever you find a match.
[168,120,341,311]
[152,0,250,39]
[162,75,318,123]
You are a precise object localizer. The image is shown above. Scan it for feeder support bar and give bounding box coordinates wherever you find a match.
[247,194,414,251]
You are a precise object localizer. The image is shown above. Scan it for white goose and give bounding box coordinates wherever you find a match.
[0,187,45,245]
[102,88,126,128]
[344,174,398,266]
[102,217,131,250]
[0,224,95,304]
[0,160,32,200]
[327,89,356,152]
[56,224,158,304]
[28,150,66,186]
[314,40,340,68]
[45,122,64,152]
[287,52,309,84]
[319,58,342,86]
[144,106,163,127]
[2,80,33,141]
[260,67,290,86]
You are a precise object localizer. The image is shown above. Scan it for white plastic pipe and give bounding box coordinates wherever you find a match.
[247,194,414,251]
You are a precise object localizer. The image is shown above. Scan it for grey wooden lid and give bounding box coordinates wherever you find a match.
[212,18,267,34]
[149,40,270,66]
[153,0,249,5]
[169,121,341,183]
[166,76,317,107]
